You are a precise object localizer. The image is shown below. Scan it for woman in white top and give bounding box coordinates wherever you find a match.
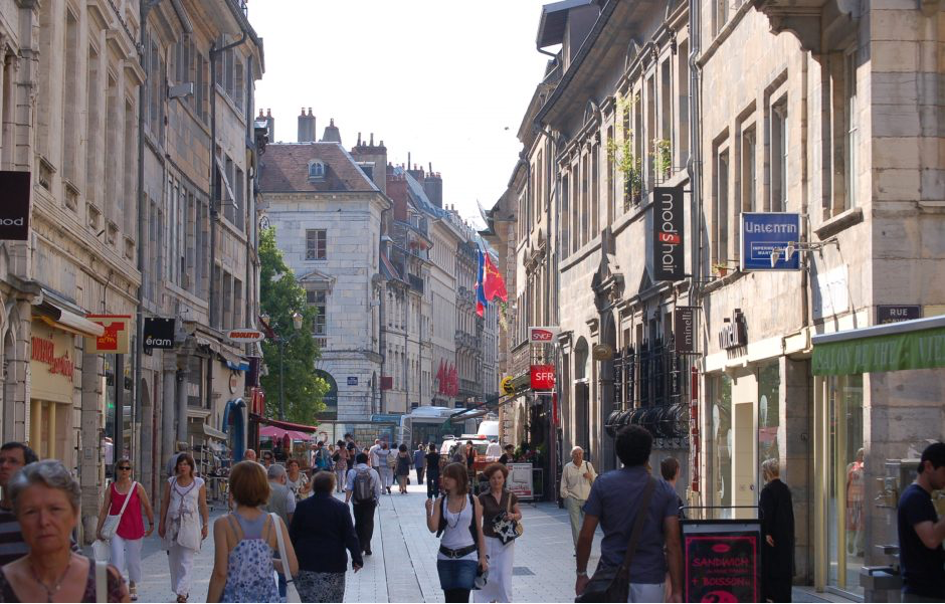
[375,442,395,494]
[158,453,209,603]
[425,462,488,603]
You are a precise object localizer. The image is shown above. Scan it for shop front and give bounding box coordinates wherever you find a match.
[811,315,945,600]
[28,320,78,465]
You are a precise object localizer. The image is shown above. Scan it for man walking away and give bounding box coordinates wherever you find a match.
[425,443,442,499]
[486,439,502,459]
[263,464,297,526]
[346,453,383,556]
[414,443,426,485]
[575,426,682,602]
[660,457,686,520]
[0,442,38,566]
[898,442,945,602]
[561,446,597,552]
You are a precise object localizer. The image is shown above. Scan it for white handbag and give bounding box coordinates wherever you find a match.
[101,481,136,541]
[271,513,300,603]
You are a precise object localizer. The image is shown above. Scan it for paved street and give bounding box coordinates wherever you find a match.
[119,478,848,603]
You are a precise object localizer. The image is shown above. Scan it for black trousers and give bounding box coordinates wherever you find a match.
[763,576,792,603]
[416,466,425,484]
[427,474,440,499]
[352,501,376,553]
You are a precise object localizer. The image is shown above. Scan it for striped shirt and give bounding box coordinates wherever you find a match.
[0,507,27,566]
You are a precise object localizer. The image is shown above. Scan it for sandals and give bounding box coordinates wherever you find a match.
[176,595,188,603]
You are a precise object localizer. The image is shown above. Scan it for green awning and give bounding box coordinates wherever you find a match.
[812,316,945,375]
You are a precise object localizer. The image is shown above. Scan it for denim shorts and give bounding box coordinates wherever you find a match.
[436,559,478,591]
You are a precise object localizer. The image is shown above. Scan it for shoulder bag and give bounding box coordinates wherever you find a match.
[101,481,137,540]
[492,491,524,545]
[575,476,656,603]
[271,513,301,603]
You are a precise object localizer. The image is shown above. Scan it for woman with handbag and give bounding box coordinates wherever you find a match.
[158,453,209,603]
[396,444,412,494]
[95,458,154,601]
[333,441,349,493]
[207,461,299,603]
[376,442,395,494]
[425,462,489,603]
[475,463,522,603]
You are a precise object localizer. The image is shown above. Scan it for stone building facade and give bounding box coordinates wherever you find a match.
[259,123,388,422]
[0,0,265,537]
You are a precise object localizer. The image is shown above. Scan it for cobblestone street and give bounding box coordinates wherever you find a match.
[120,479,851,603]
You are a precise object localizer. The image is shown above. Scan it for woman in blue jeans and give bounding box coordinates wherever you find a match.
[425,462,488,602]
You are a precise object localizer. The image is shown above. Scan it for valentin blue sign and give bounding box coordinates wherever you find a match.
[740,212,801,271]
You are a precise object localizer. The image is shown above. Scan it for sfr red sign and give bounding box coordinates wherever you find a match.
[530,365,555,391]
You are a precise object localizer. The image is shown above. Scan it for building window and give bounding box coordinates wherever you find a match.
[714,0,729,36]
[560,175,570,259]
[714,145,730,265]
[307,290,327,335]
[843,49,858,213]
[308,161,325,181]
[770,98,787,212]
[306,229,326,260]
[740,125,757,212]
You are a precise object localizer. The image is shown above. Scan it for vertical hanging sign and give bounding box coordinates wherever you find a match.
[653,186,685,281]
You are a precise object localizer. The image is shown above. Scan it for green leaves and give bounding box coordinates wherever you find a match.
[258,227,328,424]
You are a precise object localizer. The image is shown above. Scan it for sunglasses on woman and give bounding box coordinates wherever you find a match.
[117,466,131,471]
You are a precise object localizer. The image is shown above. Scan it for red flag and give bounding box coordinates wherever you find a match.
[476,301,485,317]
[450,365,459,397]
[483,253,508,302]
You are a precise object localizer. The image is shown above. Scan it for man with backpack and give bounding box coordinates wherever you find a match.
[345,452,382,556]
[313,441,331,472]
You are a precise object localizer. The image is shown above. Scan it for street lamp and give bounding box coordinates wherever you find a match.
[277,311,304,420]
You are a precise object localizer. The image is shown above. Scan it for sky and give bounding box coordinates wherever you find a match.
[250,0,555,226]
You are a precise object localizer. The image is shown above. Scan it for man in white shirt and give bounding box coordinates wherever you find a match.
[485,439,502,459]
[560,446,597,552]
[367,439,381,467]
[345,453,384,555]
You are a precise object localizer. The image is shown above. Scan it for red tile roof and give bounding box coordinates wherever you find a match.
[258,142,378,193]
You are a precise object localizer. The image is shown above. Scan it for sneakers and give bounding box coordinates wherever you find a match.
[129,584,137,602]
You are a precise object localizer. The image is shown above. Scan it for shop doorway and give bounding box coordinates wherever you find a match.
[732,401,756,517]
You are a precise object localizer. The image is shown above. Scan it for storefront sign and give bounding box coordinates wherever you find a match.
[86,315,132,354]
[653,187,685,281]
[143,318,175,349]
[0,171,31,240]
[226,328,266,343]
[530,365,555,391]
[529,326,561,343]
[507,462,534,500]
[740,212,801,271]
[675,307,698,354]
[683,522,761,603]
[718,309,748,350]
[877,305,922,325]
[29,321,74,403]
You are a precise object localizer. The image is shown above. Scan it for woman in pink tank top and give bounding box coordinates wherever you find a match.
[95,458,155,602]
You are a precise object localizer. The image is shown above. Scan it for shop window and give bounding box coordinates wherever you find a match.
[708,374,733,518]
[757,362,780,490]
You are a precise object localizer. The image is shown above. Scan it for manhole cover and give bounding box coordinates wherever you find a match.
[512,567,535,576]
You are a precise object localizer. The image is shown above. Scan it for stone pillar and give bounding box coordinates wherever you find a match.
[781,356,811,584]
[175,364,188,443]
[161,354,177,484]
[79,350,104,543]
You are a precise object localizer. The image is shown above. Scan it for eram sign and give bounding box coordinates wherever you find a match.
[653,187,685,281]
[529,326,561,343]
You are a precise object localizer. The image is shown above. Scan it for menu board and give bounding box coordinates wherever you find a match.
[682,521,761,603]
[506,463,534,500]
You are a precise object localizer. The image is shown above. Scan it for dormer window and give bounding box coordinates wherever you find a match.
[308,160,326,181]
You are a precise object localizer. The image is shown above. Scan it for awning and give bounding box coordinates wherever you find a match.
[812,315,945,375]
[33,293,105,338]
[259,425,312,441]
[250,414,319,433]
[202,424,229,441]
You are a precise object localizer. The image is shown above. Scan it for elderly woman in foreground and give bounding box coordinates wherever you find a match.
[0,460,129,602]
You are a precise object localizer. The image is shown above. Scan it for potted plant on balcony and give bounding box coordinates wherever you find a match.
[713,262,730,277]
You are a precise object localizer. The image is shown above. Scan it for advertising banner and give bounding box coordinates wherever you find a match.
[682,521,761,603]
[674,307,698,354]
[0,171,30,240]
[530,365,555,391]
[86,315,132,354]
[740,212,801,271]
[507,462,534,500]
[653,187,685,281]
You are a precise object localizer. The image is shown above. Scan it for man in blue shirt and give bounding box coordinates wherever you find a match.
[898,442,945,601]
[413,443,426,485]
[575,425,682,602]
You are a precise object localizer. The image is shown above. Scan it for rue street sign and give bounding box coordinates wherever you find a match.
[740,212,801,271]
[877,305,922,325]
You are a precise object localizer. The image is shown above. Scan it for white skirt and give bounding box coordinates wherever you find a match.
[474,535,514,603]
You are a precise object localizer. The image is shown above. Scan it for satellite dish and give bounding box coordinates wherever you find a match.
[592,344,614,361]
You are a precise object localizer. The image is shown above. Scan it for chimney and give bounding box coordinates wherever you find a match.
[321,118,342,144]
[298,107,317,143]
[266,108,275,142]
[423,168,443,208]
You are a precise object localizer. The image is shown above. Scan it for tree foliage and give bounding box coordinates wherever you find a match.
[258,227,327,424]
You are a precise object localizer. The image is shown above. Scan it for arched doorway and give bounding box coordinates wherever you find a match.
[573,338,590,455]
[598,314,618,471]
[315,370,338,420]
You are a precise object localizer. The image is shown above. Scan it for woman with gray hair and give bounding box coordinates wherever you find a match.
[0,460,129,602]
[760,458,795,602]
